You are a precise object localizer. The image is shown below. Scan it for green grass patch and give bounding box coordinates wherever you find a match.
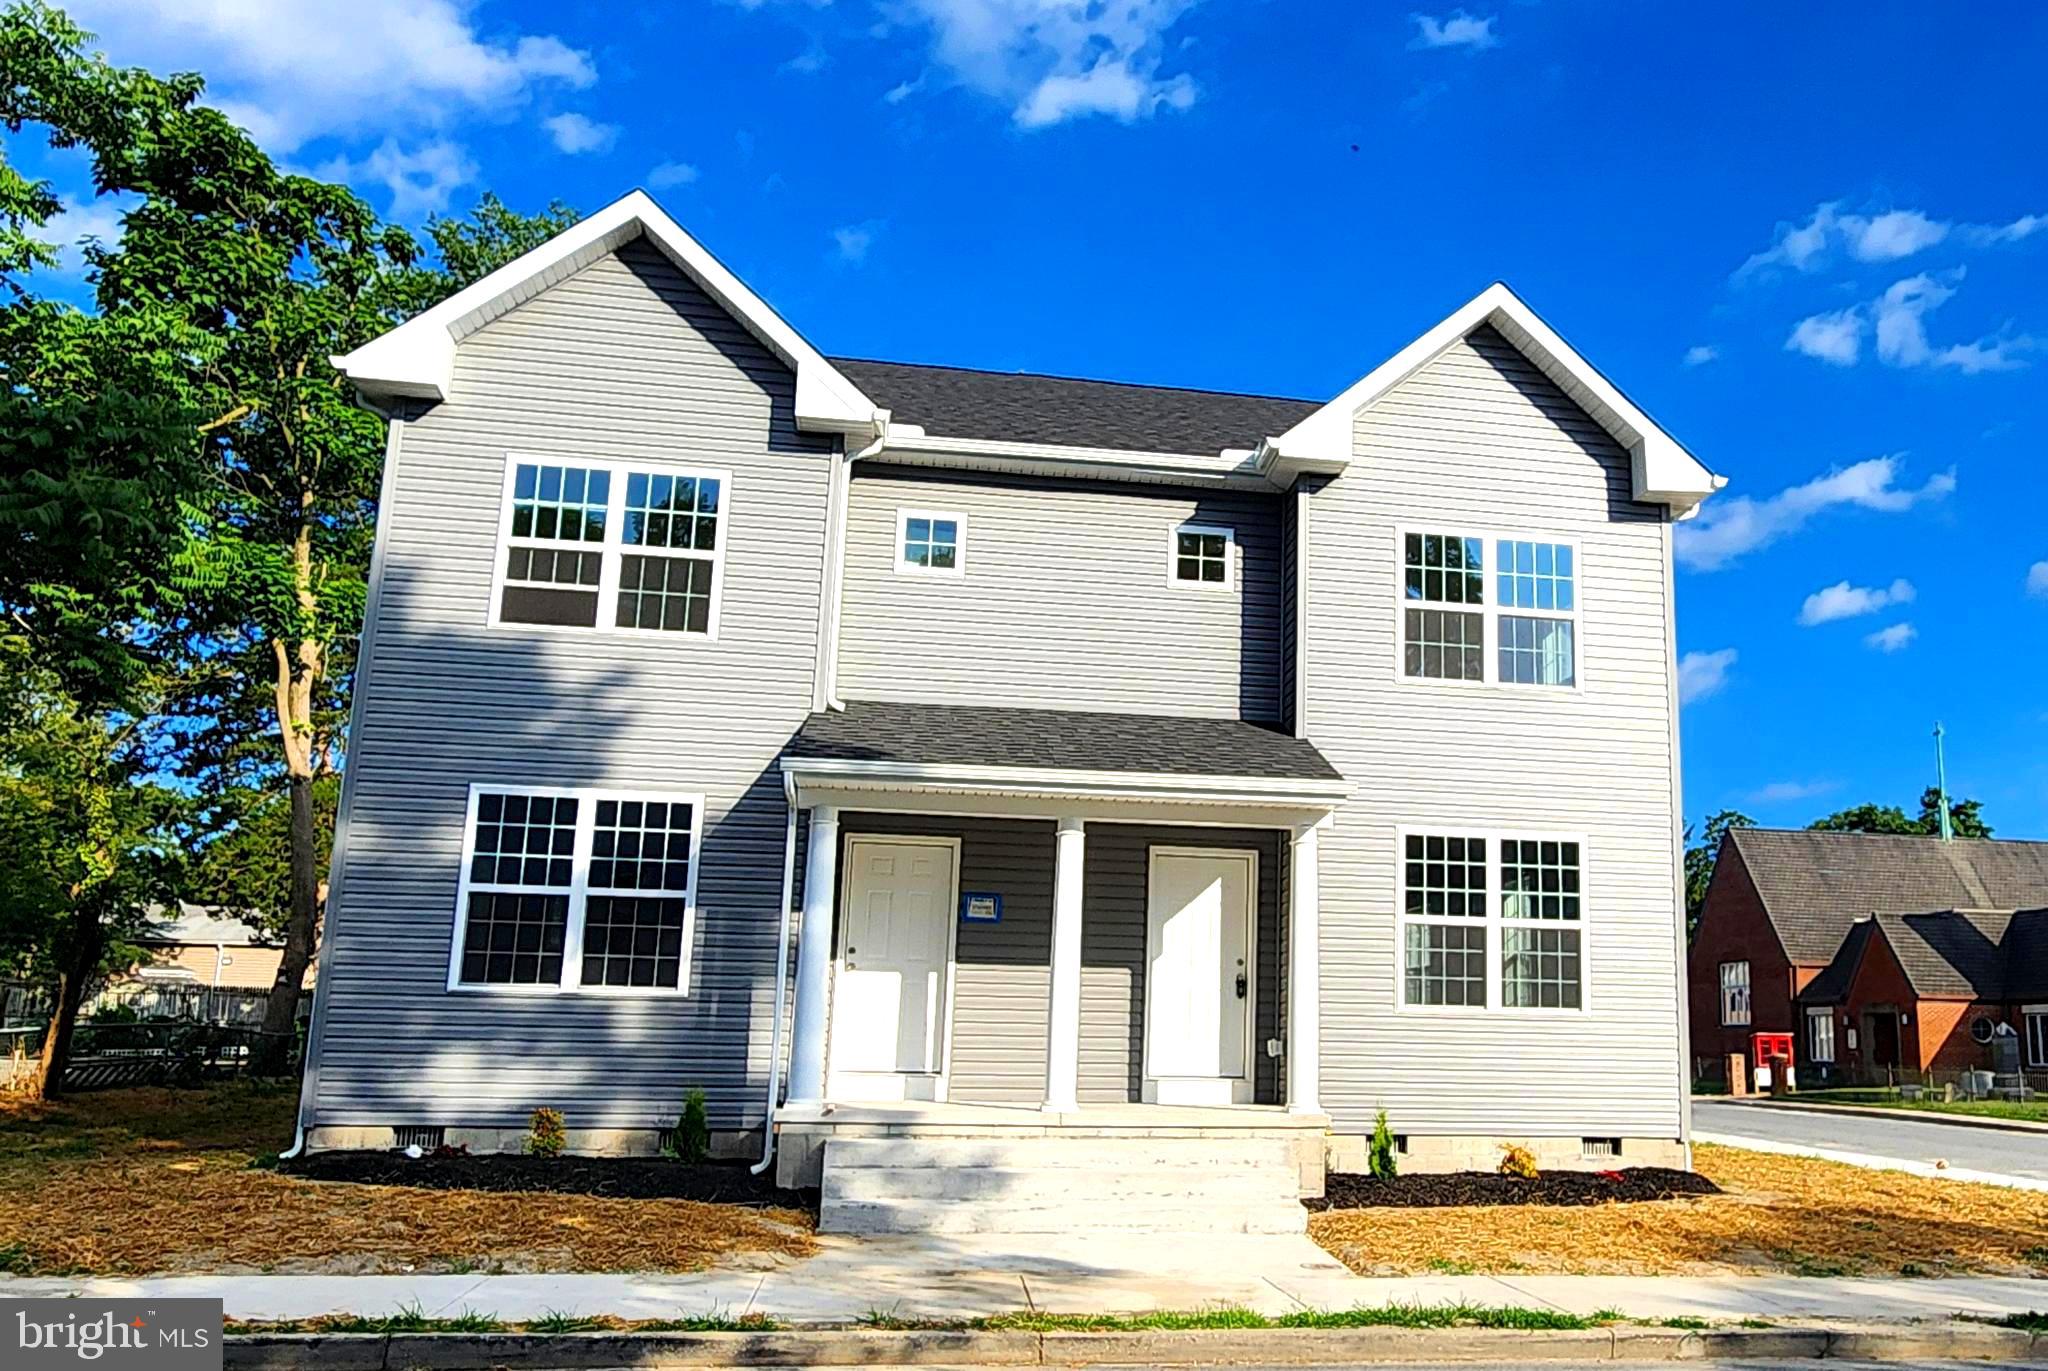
[224,1309,782,1338]
[957,1303,1623,1333]
[1778,1089,2048,1124]
[1994,1312,2048,1333]
[1656,1316,1711,1330]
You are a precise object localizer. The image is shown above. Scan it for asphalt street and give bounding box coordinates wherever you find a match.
[1692,1098,2048,1181]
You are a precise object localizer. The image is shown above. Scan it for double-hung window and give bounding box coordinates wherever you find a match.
[1399,831,1585,1010]
[1719,961,1751,1026]
[450,785,703,995]
[1399,529,1578,687]
[493,456,728,637]
[1807,1007,1836,1063]
[2027,1007,2048,1069]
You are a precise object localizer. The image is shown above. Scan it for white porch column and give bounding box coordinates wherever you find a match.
[785,804,840,1104]
[1287,821,1323,1114]
[1043,816,1087,1113]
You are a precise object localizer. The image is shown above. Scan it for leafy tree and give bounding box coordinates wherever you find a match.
[1683,809,1754,939]
[1919,786,1992,839]
[0,639,185,1096]
[401,191,580,300]
[1809,788,1992,839]
[1809,803,1919,835]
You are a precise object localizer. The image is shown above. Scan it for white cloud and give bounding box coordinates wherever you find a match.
[314,139,477,218]
[37,196,129,274]
[883,73,927,104]
[1736,201,2045,279]
[68,1,595,153]
[887,0,1199,129]
[832,222,880,263]
[1798,578,1915,626]
[1679,648,1737,705]
[1873,271,2034,374]
[1746,779,1837,806]
[647,161,700,189]
[1864,622,1917,653]
[1410,12,1498,49]
[1683,344,1720,367]
[544,112,618,154]
[1675,456,1956,572]
[2027,561,2048,598]
[783,42,830,75]
[1786,308,1863,365]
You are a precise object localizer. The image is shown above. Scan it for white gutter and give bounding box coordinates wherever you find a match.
[752,787,801,1175]
[780,757,1351,808]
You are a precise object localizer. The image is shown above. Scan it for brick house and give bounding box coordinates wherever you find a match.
[1687,829,2048,1085]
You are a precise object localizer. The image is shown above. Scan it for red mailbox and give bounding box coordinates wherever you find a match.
[1750,1032,1794,1093]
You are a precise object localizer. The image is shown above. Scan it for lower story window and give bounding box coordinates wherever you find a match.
[1807,1007,1836,1063]
[1719,961,1751,1026]
[1405,923,1487,1006]
[1401,830,1587,1011]
[2028,1009,2047,1069]
[1502,927,1581,1008]
[452,785,704,994]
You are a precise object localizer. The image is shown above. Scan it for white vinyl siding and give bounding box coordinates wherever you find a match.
[1307,324,1681,1138]
[839,466,1283,720]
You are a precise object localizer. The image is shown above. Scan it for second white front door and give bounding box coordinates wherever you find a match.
[830,837,957,1100]
[1144,848,1255,1104]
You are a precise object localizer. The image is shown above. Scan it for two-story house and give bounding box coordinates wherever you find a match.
[296,191,1721,1235]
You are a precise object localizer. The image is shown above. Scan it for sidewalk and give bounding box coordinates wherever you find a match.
[5,1233,2044,1323]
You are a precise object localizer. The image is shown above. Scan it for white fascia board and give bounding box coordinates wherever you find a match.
[333,190,880,435]
[1269,282,1723,515]
[779,756,1350,809]
[873,429,1276,491]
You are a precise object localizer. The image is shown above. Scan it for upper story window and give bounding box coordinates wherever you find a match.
[1400,528,1578,688]
[1718,960,1751,1026]
[451,785,702,995]
[493,456,727,638]
[897,509,964,576]
[1172,524,1234,588]
[1399,830,1586,1012]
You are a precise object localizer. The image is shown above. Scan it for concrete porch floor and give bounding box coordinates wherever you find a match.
[775,1099,1330,1132]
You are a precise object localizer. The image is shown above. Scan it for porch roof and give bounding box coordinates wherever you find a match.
[789,699,1342,780]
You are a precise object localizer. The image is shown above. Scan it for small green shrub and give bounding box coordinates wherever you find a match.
[669,1087,711,1163]
[526,1107,567,1157]
[1368,1109,1398,1179]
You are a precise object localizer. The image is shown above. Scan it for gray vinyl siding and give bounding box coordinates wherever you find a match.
[311,237,830,1133]
[1279,493,1299,735]
[1307,325,1683,1139]
[833,815,1283,1106]
[837,466,1285,722]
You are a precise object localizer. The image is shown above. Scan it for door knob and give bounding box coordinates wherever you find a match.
[1236,972,1249,999]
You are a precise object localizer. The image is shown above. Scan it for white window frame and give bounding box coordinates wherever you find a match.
[446,782,705,998]
[1719,960,1751,1027]
[894,507,967,578]
[1168,522,1236,590]
[487,452,732,641]
[1806,1006,1835,1063]
[1393,825,1591,1016]
[1392,524,1582,693]
[2026,1006,2048,1069]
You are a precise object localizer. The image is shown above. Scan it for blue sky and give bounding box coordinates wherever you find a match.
[29,2,2048,837]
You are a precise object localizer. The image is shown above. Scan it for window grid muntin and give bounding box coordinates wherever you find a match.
[1497,539,1574,612]
[510,463,610,545]
[624,472,721,553]
[1403,834,1487,917]
[1500,839,1581,921]
[468,791,579,889]
[1404,923,1488,1007]
[900,512,962,572]
[1174,527,1230,584]
[451,785,702,995]
[1398,829,1589,1013]
[492,455,730,639]
[1396,526,1582,690]
[460,892,569,985]
[580,894,687,988]
[615,554,714,634]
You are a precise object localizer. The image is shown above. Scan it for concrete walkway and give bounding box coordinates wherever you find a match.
[5,1234,2044,1323]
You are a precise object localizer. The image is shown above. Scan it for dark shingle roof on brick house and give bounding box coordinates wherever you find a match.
[830,357,1322,455]
[787,699,1342,782]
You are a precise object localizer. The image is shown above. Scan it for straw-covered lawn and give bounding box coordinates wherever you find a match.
[0,1084,814,1276]
[1311,1143,2048,1277]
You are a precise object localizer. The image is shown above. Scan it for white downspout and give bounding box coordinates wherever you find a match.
[823,418,888,712]
[752,776,802,1174]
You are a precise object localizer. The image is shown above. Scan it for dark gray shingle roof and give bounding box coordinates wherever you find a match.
[1796,919,1876,1005]
[1797,908,2044,1004]
[830,357,1322,455]
[787,699,1342,782]
[2002,909,2048,1001]
[1728,828,2048,965]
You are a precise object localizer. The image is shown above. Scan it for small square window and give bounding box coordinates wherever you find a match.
[1172,525,1232,587]
[898,510,965,575]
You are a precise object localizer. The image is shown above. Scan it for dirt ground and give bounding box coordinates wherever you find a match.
[1311,1143,2048,1277]
[0,1084,815,1276]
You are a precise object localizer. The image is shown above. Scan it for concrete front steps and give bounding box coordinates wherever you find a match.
[817,1136,1310,1235]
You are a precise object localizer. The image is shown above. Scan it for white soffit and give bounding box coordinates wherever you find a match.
[1267,283,1724,515]
[332,189,879,434]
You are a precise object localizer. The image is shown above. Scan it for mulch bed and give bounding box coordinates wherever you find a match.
[282,1150,814,1209]
[1308,1166,1718,1211]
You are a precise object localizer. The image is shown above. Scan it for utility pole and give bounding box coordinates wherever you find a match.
[1933,722,1954,842]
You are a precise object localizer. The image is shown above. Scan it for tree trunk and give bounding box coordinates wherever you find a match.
[256,768,319,1070]
[33,919,104,1101]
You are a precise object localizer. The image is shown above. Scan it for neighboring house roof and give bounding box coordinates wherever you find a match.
[2002,909,2048,1002]
[830,358,1321,456]
[1726,827,2048,965]
[786,698,1343,782]
[138,903,274,948]
[1798,907,2046,1004]
[1795,918,1876,1005]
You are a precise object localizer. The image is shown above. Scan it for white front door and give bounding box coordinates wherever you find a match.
[1144,848,1256,1104]
[829,837,958,1100]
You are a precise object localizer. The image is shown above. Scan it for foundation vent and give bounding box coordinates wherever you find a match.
[1581,1137,1622,1160]
[394,1126,445,1150]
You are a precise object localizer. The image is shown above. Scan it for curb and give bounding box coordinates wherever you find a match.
[221,1321,2048,1368]
[1719,1098,2048,1135]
